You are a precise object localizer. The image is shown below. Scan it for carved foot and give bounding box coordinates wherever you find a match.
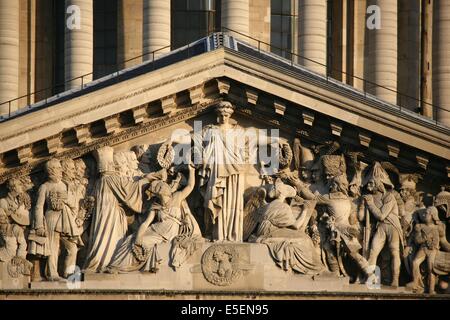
[46,276,61,282]
[104,267,119,275]
[390,280,399,288]
[406,281,424,293]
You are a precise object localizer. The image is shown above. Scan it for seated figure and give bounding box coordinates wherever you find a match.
[248,179,324,275]
[106,164,201,273]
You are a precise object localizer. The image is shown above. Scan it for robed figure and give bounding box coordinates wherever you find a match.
[193,101,246,241]
[84,147,148,272]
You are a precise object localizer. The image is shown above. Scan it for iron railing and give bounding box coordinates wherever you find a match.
[0,27,448,127]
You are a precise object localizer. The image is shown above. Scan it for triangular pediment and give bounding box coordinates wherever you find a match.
[1,35,450,295]
[0,34,448,183]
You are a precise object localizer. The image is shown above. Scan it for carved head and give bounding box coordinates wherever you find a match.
[212,250,233,277]
[113,151,140,177]
[363,162,393,194]
[420,206,440,225]
[149,180,172,206]
[330,175,349,196]
[434,187,450,219]
[321,155,346,182]
[45,159,63,182]
[7,177,23,194]
[299,167,312,182]
[366,178,385,194]
[270,179,296,200]
[19,175,33,192]
[93,146,115,174]
[131,144,149,162]
[399,174,419,201]
[126,152,139,172]
[349,184,360,197]
[61,158,76,182]
[215,101,235,125]
[75,158,87,178]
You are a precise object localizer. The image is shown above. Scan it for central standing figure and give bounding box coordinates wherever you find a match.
[195,101,247,241]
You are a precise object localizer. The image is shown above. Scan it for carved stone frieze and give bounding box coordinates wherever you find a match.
[0,97,448,295]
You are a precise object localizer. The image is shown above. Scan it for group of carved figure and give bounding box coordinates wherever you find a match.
[0,101,449,294]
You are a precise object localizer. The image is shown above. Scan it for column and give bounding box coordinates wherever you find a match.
[222,0,250,39]
[365,0,398,104]
[249,0,270,50]
[65,0,93,90]
[19,0,37,107]
[421,0,433,118]
[298,0,327,75]
[143,0,170,60]
[341,0,349,83]
[397,0,420,111]
[35,0,55,102]
[118,0,143,68]
[433,0,450,126]
[0,1,20,115]
[353,0,366,90]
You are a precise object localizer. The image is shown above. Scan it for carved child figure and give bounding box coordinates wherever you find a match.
[0,176,33,277]
[407,206,441,294]
[0,207,33,277]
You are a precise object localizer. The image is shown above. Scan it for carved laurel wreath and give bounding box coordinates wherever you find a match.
[157,143,175,169]
[132,242,151,263]
[201,245,242,286]
[278,142,293,168]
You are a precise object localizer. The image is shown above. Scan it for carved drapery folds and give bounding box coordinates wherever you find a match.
[0,100,449,294]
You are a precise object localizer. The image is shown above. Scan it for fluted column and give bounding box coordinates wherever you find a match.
[433,0,450,126]
[221,0,250,39]
[143,0,170,60]
[0,1,19,115]
[365,0,398,104]
[249,0,270,50]
[353,0,367,90]
[298,0,327,75]
[65,0,93,90]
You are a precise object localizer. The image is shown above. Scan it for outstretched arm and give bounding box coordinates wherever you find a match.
[178,164,196,201]
[291,200,316,231]
[168,132,192,145]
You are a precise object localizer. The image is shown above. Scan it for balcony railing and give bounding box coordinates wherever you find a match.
[0,27,448,128]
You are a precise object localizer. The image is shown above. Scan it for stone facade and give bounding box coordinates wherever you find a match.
[0,2,449,300]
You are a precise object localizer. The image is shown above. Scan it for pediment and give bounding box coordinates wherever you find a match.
[0,36,450,294]
[0,42,448,184]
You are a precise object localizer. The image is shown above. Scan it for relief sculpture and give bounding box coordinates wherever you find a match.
[0,100,449,294]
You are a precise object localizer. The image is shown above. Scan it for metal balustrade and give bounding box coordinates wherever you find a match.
[0,28,448,130]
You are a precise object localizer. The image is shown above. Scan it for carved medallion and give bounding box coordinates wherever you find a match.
[201,245,242,286]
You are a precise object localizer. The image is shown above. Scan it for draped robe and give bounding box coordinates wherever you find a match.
[83,174,146,272]
[195,125,246,241]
